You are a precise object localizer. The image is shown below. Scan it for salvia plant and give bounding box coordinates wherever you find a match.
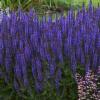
[0,1,100,100]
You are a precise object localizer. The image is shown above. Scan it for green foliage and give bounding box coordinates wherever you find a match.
[41,0,71,11]
[39,0,100,10]
[0,0,35,11]
[0,0,99,12]
[0,63,78,100]
[77,64,85,76]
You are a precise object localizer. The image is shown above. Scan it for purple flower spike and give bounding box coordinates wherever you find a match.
[35,80,43,93]
[13,77,19,92]
[24,43,32,63]
[35,58,43,82]
[0,50,4,65]
[55,68,62,90]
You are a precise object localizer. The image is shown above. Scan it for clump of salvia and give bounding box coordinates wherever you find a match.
[0,1,100,94]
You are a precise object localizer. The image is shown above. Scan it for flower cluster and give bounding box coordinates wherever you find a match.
[76,67,100,100]
[0,1,100,93]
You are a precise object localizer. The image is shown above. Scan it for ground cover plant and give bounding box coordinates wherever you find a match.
[0,1,100,100]
[76,69,100,100]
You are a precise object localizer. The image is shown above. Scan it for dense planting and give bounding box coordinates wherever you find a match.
[0,2,100,99]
